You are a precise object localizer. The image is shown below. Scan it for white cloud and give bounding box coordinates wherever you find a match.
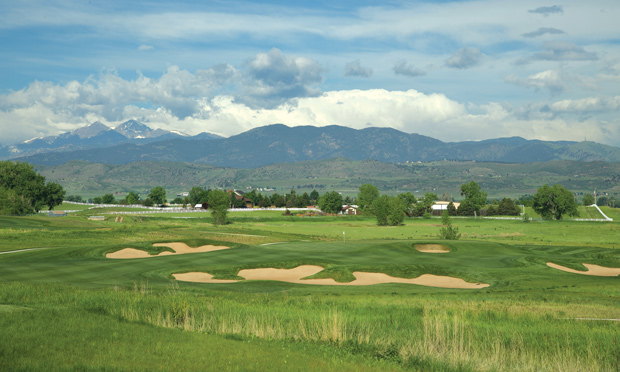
[392,60,426,77]
[505,70,566,96]
[241,48,325,108]
[518,41,598,64]
[138,45,153,51]
[343,60,373,78]
[522,27,565,38]
[2,82,620,148]
[445,47,483,69]
[527,5,564,17]
[547,96,620,113]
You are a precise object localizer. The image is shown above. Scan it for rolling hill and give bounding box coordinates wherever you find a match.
[17,124,620,167]
[35,158,620,199]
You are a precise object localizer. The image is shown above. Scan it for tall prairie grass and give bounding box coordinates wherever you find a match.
[3,281,616,371]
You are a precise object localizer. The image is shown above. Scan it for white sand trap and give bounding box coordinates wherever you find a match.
[106,242,229,259]
[347,272,488,288]
[173,265,489,288]
[172,272,239,283]
[547,262,620,277]
[415,244,450,253]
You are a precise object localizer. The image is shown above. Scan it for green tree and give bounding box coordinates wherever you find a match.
[189,187,209,205]
[357,184,379,215]
[460,181,487,216]
[318,191,343,214]
[0,187,33,215]
[101,194,115,204]
[447,201,457,216]
[43,182,65,210]
[373,195,405,226]
[148,186,167,206]
[438,210,461,240]
[486,204,498,216]
[497,198,520,216]
[398,192,417,216]
[309,190,320,205]
[582,194,594,206]
[271,193,286,208]
[0,161,47,212]
[457,200,477,216]
[208,189,230,225]
[388,196,405,226]
[411,192,437,216]
[125,192,140,205]
[298,192,311,207]
[532,184,578,220]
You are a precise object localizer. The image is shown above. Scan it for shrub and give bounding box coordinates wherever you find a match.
[438,210,460,240]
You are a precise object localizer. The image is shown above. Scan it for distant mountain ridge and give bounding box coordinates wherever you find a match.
[9,123,620,167]
[0,120,221,159]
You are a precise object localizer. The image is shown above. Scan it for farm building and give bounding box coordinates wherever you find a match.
[230,190,253,208]
[431,201,460,211]
[341,205,360,215]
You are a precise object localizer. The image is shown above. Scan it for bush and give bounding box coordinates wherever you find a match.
[438,210,460,240]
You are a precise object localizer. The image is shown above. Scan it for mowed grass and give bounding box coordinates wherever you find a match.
[1,212,620,371]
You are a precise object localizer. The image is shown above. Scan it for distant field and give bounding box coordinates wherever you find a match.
[1,212,619,371]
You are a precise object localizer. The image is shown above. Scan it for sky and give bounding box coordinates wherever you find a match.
[1,0,619,147]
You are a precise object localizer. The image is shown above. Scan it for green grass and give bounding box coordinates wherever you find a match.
[2,213,620,371]
[0,287,393,372]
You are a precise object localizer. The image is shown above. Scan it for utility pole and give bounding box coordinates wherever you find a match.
[594,187,597,205]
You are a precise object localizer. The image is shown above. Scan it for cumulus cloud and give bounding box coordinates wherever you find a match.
[241,48,325,108]
[138,44,153,51]
[392,60,426,77]
[518,41,598,64]
[522,27,565,38]
[2,82,620,148]
[547,96,620,113]
[505,70,566,96]
[0,64,237,144]
[445,47,482,69]
[343,60,373,78]
[528,5,563,16]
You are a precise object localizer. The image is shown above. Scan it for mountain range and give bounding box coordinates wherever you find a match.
[0,120,221,159]
[5,122,620,167]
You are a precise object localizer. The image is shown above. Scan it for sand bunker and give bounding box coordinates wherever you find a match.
[173,265,489,289]
[415,244,450,253]
[547,262,620,277]
[172,272,240,283]
[106,242,229,259]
